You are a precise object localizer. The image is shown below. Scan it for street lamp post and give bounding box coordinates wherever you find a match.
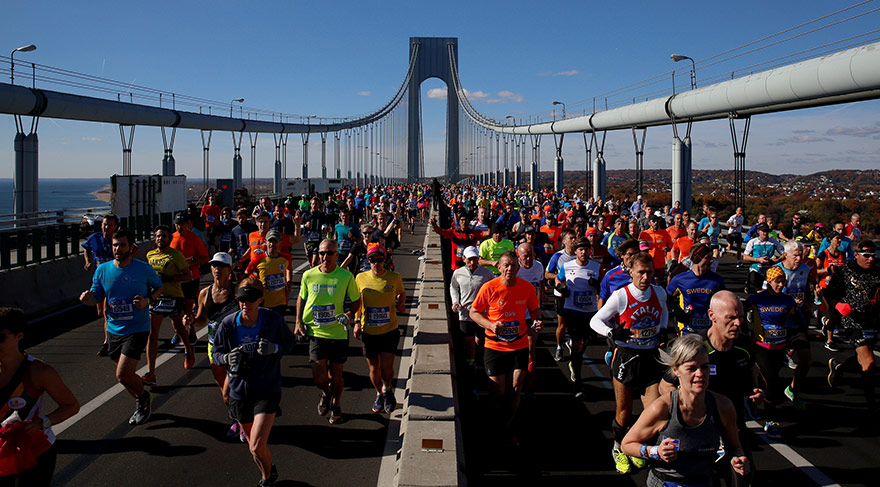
[230,98,244,117]
[10,44,37,84]
[552,100,566,119]
[670,54,697,90]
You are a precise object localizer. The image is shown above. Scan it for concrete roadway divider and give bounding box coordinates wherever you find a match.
[396,225,466,487]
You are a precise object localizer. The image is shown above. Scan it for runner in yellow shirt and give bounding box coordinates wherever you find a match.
[145,225,195,385]
[355,244,406,414]
[245,230,293,316]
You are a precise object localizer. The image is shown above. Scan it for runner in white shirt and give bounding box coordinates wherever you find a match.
[515,242,545,400]
[726,207,745,266]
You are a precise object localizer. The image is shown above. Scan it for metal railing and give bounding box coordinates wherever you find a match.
[0,207,109,230]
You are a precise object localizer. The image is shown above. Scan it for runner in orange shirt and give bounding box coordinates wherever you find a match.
[638,215,673,281]
[470,251,543,442]
[170,212,209,345]
[665,213,687,260]
[540,217,561,252]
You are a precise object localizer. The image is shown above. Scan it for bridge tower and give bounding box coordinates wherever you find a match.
[407,37,460,183]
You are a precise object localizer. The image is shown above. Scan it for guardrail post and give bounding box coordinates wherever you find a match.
[55,210,64,225]
[46,226,56,260]
[70,223,80,256]
[0,233,10,270]
[58,225,68,257]
[31,228,42,264]
[16,230,27,267]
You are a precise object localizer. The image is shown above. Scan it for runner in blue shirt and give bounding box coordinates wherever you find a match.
[82,214,120,357]
[80,229,163,426]
[666,244,727,336]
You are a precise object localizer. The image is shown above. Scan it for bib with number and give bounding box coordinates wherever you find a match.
[151,298,178,314]
[265,273,285,292]
[307,231,322,242]
[365,307,391,327]
[573,291,594,309]
[108,298,134,320]
[496,320,522,342]
[313,304,336,326]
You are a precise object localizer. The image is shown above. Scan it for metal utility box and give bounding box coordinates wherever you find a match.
[111,175,187,218]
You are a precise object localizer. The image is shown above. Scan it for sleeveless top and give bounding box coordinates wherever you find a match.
[0,355,55,476]
[651,390,722,484]
[205,283,238,344]
[617,286,663,349]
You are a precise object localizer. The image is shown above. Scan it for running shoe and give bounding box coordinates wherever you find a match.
[743,286,751,295]
[170,333,181,346]
[128,392,152,425]
[384,391,397,414]
[564,338,573,356]
[824,341,840,352]
[827,358,842,387]
[763,421,781,439]
[629,455,647,469]
[554,347,563,362]
[97,341,109,357]
[743,398,762,421]
[189,331,198,346]
[736,260,742,268]
[140,372,157,386]
[227,422,240,439]
[184,351,195,369]
[784,385,806,410]
[258,464,278,487]
[372,393,384,413]
[328,406,343,424]
[317,393,330,416]
[612,447,631,474]
[785,350,798,370]
[568,361,577,383]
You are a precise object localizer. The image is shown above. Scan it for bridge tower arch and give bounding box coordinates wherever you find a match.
[407,37,460,183]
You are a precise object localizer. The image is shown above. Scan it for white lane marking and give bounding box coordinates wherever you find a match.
[745,420,842,487]
[377,230,428,487]
[54,261,312,437]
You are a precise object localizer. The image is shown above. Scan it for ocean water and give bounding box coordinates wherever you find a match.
[0,178,111,216]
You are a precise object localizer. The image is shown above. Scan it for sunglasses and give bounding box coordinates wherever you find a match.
[369,257,385,263]
[318,251,336,256]
[856,251,876,258]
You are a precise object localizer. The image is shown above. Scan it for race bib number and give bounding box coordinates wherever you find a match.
[455,247,465,258]
[265,273,285,292]
[366,307,391,327]
[340,240,352,253]
[220,233,232,245]
[573,291,593,309]
[307,230,321,242]
[863,328,878,340]
[151,298,177,314]
[205,214,215,223]
[496,320,521,342]
[629,319,659,347]
[108,298,134,320]
[691,314,711,331]
[313,305,336,326]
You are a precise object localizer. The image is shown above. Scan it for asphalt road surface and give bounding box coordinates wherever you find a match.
[26,225,428,487]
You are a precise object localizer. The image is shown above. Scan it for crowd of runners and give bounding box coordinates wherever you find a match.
[432,185,877,486]
[1,180,876,486]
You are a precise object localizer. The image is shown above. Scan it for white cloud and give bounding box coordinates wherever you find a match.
[356,91,371,96]
[81,136,102,142]
[825,123,880,137]
[427,87,447,99]
[556,70,578,76]
[497,91,524,103]
[776,135,834,144]
[466,90,490,100]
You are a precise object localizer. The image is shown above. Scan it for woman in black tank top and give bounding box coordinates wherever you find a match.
[188,254,239,437]
[621,334,749,486]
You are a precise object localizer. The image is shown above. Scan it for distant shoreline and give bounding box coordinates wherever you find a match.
[89,184,112,204]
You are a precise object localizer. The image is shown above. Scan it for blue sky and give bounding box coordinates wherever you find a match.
[2,0,879,180]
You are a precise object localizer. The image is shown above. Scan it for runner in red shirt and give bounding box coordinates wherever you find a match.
[201,193,222,252]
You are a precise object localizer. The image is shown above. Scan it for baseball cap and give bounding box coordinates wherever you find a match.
[639,240,651,251]
[521,225,537,234]
[649,214,661,223]
[585,228,599,237]
[209,252,233,267]
[367,244,387,258]
[463,246,480,259]
[491,223,506,235]
[174,212,190,224]
[827,230,841,240]
[757,223,770,233]
[266,229,282,241]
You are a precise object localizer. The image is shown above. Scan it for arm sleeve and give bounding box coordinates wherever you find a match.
[591,290,623,337]
[212,319,232,366]
[90,266,106,301]
[656,287,669,329]
[449,272,461,303]
[556,262,565,282]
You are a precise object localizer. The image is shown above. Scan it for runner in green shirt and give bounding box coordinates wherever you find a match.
[295,239,361,425]
[479,223,515,275]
